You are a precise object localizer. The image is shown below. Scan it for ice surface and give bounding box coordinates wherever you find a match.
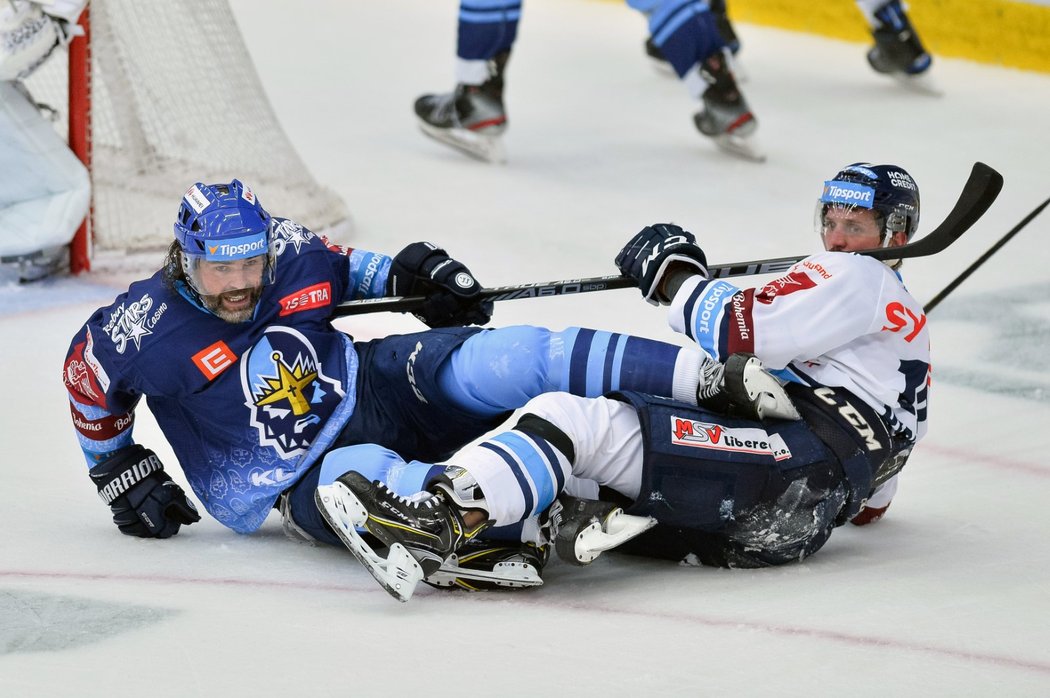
[2,1,1048,695]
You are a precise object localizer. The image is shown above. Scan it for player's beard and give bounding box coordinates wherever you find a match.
[201,285,263,323]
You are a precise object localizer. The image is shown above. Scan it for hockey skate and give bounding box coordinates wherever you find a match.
[644,37,675,76]
[697,352,801,421]
[414,52,509,164]
[692,54,765,163]
[318,470,489,601]
[426,539,546,591]
[315,478,425,602]
[865,4,940,95]
[554,495,656,565]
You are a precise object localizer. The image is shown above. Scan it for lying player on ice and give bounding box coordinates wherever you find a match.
[316,162,929,600]
[65,179,729,580]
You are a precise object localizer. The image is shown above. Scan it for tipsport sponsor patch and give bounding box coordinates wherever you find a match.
[205,232,268,261]
[821,180,875,208]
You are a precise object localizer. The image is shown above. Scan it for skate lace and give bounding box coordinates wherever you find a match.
[696,357,726,401]
[378,482,440,510]
[431,93,458,123]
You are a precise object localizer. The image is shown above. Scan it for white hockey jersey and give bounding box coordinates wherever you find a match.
[669,250,930,445]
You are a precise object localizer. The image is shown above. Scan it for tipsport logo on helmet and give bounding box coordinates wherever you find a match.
[205,233,269,261]
[822,180,875,208]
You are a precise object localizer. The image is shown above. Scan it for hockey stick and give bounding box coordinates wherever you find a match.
[924,194,1049,313]
[333,162,1003,317]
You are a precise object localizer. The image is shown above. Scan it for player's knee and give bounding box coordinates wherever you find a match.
[442,325,557,413]
[318,444,439,497]
[514,398,578,463]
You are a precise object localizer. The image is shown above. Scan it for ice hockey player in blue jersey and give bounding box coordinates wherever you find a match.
[64,179,722,581]
[649,2,934,90]
[319,163,929,601]
[414,0,760,163]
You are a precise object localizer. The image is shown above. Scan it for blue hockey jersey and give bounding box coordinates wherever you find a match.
[63,219,391,533]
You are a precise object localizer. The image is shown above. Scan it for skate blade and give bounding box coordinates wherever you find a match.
[889,71,944,97]
[426,556,543,590]
[723,353,801,422]
[418,121,506,164]
[315,483,425,602]
[711,131,767,163]
[571,511,657,564]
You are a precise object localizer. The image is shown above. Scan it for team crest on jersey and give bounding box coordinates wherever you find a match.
[271,219,315,257]
[670,416,791,461]
[101,293,168,354]
[240,326,345,458]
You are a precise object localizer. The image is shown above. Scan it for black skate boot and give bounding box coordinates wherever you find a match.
[426,538,547,590]
[696,352,801,421]
[865,2,937,92]
[315,469,489,602]
[554,495,656,566]
[644,36,675,75]
[414,51,509,163]
[692,53,764,162]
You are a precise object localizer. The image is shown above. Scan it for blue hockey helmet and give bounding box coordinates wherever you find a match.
[173,180,275,292]
[817,163,920,243]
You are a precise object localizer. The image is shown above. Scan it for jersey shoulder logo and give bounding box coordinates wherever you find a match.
[278,282,332,316]
[755,270,819,305]
[102,293,168,354]
[271,219,316,257]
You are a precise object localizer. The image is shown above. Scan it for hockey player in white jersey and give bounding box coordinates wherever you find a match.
[0,0,90,281]
[318,162,928,600]
[414,0,759,163]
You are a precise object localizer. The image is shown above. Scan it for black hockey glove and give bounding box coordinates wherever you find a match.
[615,223,709,305]
[387,241,493,327]
[89,445,201,539]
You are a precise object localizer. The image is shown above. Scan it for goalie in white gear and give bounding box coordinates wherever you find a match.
[317,162,926,601]
[0,0,90,281]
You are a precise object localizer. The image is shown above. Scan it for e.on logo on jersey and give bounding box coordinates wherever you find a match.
[881,301,926,342]
[279,282,332,316]
[193,340,238,379]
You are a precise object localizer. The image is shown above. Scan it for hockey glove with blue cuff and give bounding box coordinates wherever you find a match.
[615,223,709,305]
[89,445,201,538]
[388,241,493,327]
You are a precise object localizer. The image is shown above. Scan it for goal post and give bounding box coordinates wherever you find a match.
[27,0,351,273]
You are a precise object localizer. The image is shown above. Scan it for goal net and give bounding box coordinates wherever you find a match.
[24,0,351,273]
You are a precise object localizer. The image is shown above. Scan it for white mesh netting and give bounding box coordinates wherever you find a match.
[25,0,350,270]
